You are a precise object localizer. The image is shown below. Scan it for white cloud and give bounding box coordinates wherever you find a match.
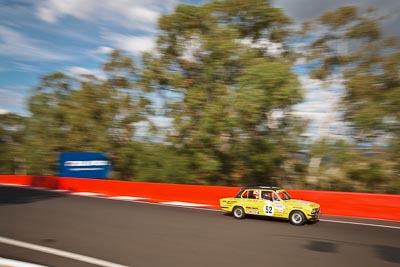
[14,63,39,73]
[0,89,27,115]
[94,46,114,55]
[149,116,172,128]
[125,6,159,23]
[292,111,326,119]
[67,66,94,76]
[37,0,96,23]
[298,76,343,101]
[134,116,173,141]
[0,108,9,114]
[0,26,70,61]
[66,66,106,80]
[181,36,202,61]
[238,38,283,56]
[293,73,347,140]
[298,75,322,90]
[295,100,333,113]
[36,0,176,31]
[105,34,155,55]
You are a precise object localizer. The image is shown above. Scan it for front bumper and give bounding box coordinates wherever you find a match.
[308,213,320,221]
[308,208,321,221]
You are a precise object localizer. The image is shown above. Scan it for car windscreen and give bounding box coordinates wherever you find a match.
[278,191,291,200]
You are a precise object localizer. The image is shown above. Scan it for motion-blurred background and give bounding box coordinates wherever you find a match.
[1,0,399,193]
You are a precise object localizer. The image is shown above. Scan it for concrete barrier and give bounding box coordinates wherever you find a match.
[1,175,399,221]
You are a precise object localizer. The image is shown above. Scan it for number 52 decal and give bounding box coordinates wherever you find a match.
[264,205,274,216]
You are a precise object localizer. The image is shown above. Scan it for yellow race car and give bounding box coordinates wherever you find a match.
[220,186,320,225]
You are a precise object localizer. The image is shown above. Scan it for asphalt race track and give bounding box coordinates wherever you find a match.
[1,185,399,267]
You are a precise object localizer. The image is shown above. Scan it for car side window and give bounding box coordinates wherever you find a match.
[248,190,256,199]
[272,193,280,201]
[261,191,272,201]
[241,190,259,199]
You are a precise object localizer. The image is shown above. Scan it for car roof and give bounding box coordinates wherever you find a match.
[241,186,282,191]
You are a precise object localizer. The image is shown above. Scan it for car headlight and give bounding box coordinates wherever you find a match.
[311,208,319,214]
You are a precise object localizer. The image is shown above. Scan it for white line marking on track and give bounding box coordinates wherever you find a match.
[30,187,48,190]
[52,189,70,193]
[0,257,48,267]
[71,192,104,196]
[130,200,220,211]
[130,202,400,228]
[50,189,400,227]
[109,196,148,201]
[0,237,130,267]
[160,201,211,207]
[2,183,398,228]
[320,219,400,229]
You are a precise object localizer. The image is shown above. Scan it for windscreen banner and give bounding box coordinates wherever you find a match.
[59,152,111,179]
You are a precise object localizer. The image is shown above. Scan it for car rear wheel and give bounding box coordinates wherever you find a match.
[289,210,306,225]
[232,206,245,219]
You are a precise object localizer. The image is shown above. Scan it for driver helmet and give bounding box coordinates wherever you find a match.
[254,190,259,198]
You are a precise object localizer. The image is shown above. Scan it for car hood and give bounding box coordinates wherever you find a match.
[284,199,320,209]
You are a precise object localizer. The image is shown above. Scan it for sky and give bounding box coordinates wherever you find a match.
[0,0,399,139]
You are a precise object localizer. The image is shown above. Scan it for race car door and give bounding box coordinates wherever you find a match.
[261,190,284,217]
[240,189,261,215]
[271,192,285,218]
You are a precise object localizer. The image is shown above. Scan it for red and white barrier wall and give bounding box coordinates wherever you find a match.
[1,175,399,221]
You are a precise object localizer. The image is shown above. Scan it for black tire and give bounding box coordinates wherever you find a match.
[289,210,306,225]
[232,206,245,219]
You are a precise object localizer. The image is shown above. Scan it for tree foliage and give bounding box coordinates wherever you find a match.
[0,113,26,174]
[304,6,400,192]
[305,6,399,138]
[24,51,151,175]
[141,0,304,185]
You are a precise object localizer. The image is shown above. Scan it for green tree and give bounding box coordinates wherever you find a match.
[25,51,152,176]
[142,0,305,185]
[0,113,27,174]
[26,72,74,174]
[304,6,400,192]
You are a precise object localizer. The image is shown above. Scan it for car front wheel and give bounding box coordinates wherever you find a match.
[289,210,306,225]
[232,206,245,219]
